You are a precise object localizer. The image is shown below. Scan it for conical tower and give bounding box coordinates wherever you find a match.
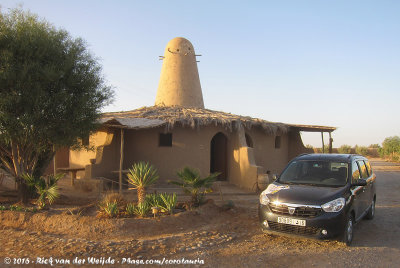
[155,37,204,108]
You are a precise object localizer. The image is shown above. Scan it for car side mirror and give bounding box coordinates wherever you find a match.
[352,179,367,187]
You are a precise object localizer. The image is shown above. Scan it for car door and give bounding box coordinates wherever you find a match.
[356,160,370,214]
[350,161,364,220]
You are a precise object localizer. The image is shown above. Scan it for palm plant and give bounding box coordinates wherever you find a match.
[22,173,62,209]
[126,162,159,204]
[169,167,219,207]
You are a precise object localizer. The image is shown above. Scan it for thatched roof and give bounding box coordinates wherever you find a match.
[101,106,290,135]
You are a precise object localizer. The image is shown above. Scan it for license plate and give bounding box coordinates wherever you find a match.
[277,217,306,226]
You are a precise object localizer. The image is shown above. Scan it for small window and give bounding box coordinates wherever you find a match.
[275,136,281,149]
[159,133,172,147]
[351,161,361,184]
[357,160,369,179]
[365,160,372,176]
[245,133,253,148]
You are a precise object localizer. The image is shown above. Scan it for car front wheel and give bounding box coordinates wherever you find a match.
[365,198,375,220]
[343,214,354,246]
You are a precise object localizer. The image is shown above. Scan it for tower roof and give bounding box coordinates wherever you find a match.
[155,37,204,108]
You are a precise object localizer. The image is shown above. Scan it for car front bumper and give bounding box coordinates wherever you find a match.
[258,204,347,239]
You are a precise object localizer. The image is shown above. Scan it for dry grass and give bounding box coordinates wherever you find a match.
[101,105,289,135]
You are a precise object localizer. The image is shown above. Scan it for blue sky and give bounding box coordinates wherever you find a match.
[1,1,399,147]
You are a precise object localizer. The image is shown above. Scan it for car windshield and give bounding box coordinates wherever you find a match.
[278,160,349,187]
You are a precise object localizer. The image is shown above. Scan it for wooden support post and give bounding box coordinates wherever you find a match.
[53,145,57,176]
[321,132,325,153]
[119,128,124,195]
[329,132,333,154]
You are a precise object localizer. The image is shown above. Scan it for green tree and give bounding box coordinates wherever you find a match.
[338,145,352,154]
[355,145,369,156]
[381,136,400,158]
[0,8,113,201]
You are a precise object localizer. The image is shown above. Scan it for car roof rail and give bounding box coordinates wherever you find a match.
[297,153,310,157]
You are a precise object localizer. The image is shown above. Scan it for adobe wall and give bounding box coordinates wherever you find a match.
[67,125,312,190]
[122,125,231,183]
[227,128,259,191]
[69,128,120,179]
[288,130,313,160]
[245,128,289,175]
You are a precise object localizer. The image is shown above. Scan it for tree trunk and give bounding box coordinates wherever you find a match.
[137,187,146,204]
[16,177,29,204]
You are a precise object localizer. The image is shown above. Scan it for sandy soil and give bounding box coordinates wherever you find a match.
[0,160,399,267]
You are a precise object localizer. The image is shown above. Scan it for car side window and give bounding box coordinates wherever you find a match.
[365,160,372,176]
[351,161,361,183]
[357,160,369,179]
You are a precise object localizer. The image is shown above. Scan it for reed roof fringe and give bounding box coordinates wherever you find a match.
[101,106,289,135]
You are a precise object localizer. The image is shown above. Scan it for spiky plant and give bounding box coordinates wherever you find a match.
[159,193,177,215]
[133,201,150,218]
[126,203,135,216]
[169,167,219,207]
[145,193,163,208]
[100,201,119,218]
[126,162,159,204]
[22,173,62,209]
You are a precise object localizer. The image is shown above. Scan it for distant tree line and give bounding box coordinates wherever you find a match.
[307,136,400,162]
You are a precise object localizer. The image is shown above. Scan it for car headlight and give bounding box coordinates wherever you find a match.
[259,187,272,205]
[321,197,345,212]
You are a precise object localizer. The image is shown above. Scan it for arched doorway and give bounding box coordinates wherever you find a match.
[210,132,227,180]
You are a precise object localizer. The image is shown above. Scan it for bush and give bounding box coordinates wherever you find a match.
[145,193,163,208]
[355,146,369,156]
[381,136,400,161]
[338,145,352,154]
[22,173,62,209]
[99,201,119,218]
[159,193,177,215]
[102,192,126,207]
[132,201,150,217]
[126,203,135,216]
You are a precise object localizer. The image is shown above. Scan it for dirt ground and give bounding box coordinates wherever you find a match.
[0,159,399,267]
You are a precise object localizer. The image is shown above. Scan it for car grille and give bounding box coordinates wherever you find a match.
[268,203,322,218]
[267,221,319,236]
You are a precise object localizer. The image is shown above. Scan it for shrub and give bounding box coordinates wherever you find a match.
[9,205,23,211]
[145,193,163,208]
[381,136,400,160]
[132,201,150,217]
[99,201,119,218]
[22,173,62,209]
[126,203,136,216]
[338,145,352,154]
[355,146,369,156]
[159,193,177,215]
[0,205,6,211]
[102,192,126,207]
